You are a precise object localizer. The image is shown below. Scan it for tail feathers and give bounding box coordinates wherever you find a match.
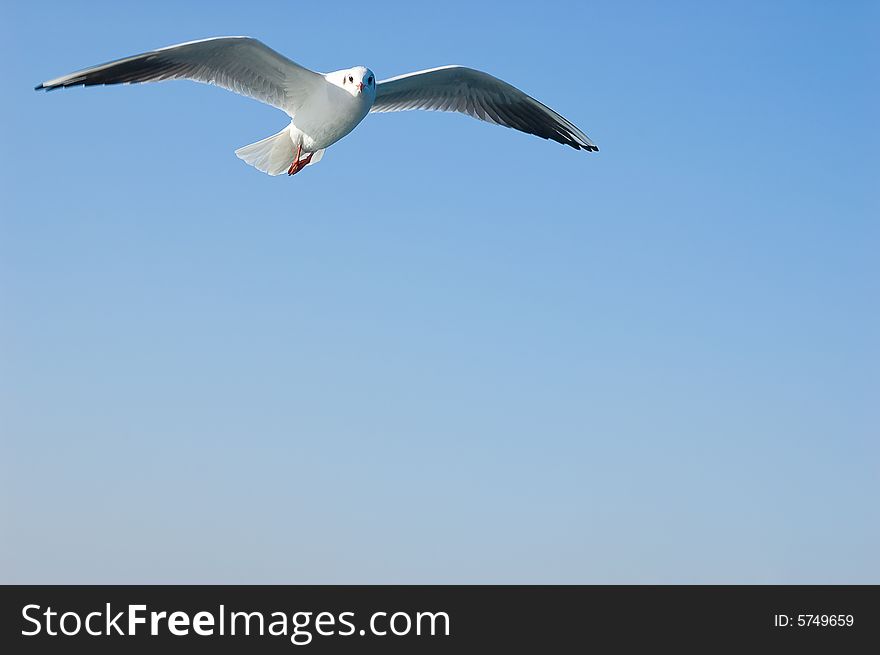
[235,128,294,176]
[235,128,326,176]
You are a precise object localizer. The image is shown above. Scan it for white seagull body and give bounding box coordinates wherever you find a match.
[36,36,598,177]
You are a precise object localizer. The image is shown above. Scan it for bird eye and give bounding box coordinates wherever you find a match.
[348,75,354,83]
[368,76,373,85]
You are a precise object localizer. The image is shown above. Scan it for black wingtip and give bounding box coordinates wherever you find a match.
[34,83,44,91]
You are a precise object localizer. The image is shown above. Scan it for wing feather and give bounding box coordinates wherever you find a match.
[35,36,326,116]
[372,65,598,152]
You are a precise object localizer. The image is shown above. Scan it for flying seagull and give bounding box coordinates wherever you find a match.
[36,36,598,177]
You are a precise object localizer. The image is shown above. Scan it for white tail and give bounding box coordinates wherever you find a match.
[235,127,326,176]
[235,127,295,176]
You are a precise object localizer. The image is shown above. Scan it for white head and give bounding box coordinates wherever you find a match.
[333,66,377,99]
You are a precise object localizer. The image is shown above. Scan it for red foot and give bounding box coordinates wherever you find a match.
[287,144,313,176]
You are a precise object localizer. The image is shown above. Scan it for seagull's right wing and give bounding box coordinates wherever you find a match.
[372,65,598,152]
[35,36,325,116]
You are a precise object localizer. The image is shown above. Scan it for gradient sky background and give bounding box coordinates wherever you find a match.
[1,0,877,583]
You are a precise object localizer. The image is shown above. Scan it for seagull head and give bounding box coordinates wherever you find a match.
[335,66,376,98]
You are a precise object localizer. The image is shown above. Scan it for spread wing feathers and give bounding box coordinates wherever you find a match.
[371,66,598,152]
[35,36,326,116]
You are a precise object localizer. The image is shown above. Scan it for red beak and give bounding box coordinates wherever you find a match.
[357,82,364,92]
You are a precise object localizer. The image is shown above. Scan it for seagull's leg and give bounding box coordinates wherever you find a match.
[287,146,314,177]
[287,143,303,176]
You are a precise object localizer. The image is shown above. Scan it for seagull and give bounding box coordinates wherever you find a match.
[36,36,598,177]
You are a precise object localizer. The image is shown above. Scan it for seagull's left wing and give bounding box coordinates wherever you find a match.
[35,36,326,117]
[371,65,597,152]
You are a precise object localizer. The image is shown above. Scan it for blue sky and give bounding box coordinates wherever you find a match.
[1,0,877,582]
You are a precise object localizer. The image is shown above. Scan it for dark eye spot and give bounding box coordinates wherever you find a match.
[348,75,353,83]
[368,76,373,85]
